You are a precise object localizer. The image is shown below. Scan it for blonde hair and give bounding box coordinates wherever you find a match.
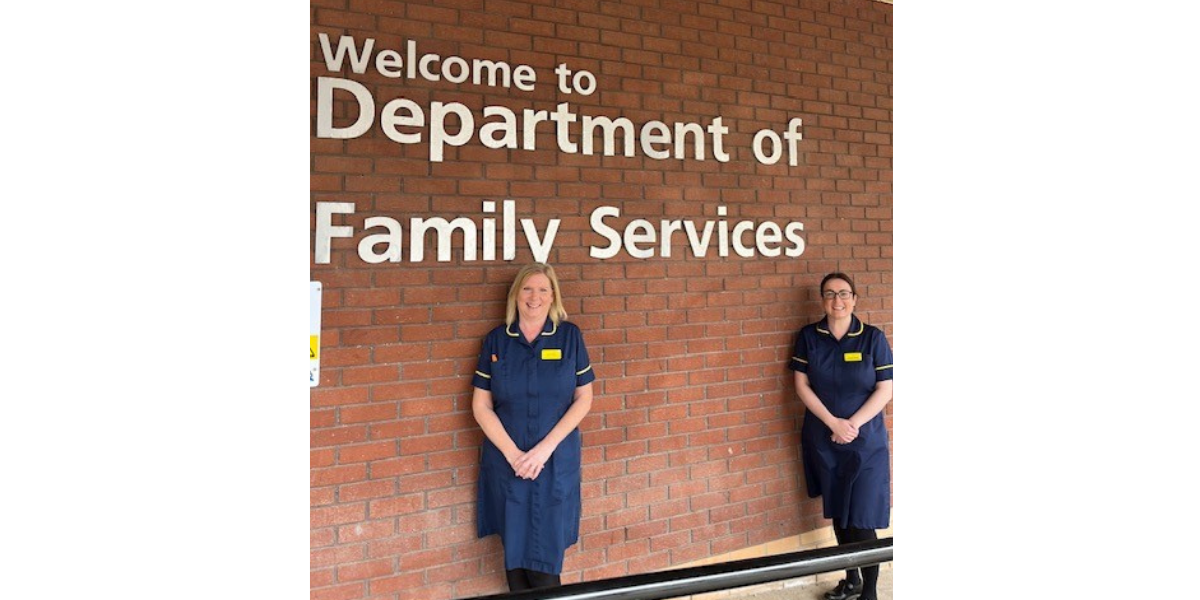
[505,263,569,326]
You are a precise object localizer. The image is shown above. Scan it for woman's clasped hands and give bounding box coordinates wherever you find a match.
[510,445,552,480]
[829,418,859,444]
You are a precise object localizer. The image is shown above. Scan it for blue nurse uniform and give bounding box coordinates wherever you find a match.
[472,319,595,574]
[789,314,893,530]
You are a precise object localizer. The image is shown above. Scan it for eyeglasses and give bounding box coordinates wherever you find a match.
[822,290,855,300]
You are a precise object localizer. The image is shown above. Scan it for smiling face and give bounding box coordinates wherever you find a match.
[504,263,568,327]
[516,272,554,323]
[821,277,857,320]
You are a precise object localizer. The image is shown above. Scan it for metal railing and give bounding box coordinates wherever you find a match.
[457,537,892,600]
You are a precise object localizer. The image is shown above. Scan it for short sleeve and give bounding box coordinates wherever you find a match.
[472,333,495,390]
[788,330,808,373]
[574,326,596,387]
[872,328,894,382]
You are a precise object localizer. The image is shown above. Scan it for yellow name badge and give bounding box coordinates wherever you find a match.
[541,349,563,360]
[843,352,862,362]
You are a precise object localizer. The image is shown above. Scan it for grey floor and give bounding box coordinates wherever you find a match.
[729,563,892,600]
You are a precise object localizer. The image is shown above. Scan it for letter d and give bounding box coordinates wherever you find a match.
[316,77,375,139]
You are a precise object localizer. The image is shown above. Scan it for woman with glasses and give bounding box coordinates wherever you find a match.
[789,272,894,600]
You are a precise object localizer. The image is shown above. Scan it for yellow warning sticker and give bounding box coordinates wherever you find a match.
[310,335,320,359]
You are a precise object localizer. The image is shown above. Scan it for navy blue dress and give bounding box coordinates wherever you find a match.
[789,315,894,530]
[472,319,596,573]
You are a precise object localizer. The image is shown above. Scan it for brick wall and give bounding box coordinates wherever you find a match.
[310,1,892,598]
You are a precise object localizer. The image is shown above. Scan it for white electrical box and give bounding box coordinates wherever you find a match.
[310,281,322,388]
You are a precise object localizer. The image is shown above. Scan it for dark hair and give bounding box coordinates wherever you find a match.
[820,272,857,296]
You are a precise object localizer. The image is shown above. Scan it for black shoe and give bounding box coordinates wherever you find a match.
[823,579,862,600]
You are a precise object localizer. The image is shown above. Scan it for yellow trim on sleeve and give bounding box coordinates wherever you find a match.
[475,370,491,379]
[874,364,893,371]
[576,365,592,376]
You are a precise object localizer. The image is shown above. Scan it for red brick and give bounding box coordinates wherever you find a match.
[398,546,454,571]
[397,509,454,534]
[425,524,476,548]
[337,519,396,544]
[369,456,426,478]
[367,570,423,595]
[712,532,751,555]
[626,453,668,474]
[669,511,707,532]
[313,528,336,552]
[364,532,423,560]
[310,0,893,591]
[671,541,712,565]
[691,492,724,511]
[311,464,367,487]
[399,434,454,455]
[427,449,475,471]
[312,487,335,507]
[311,567,334,589]
[340,365,400,385]
[649,498,689,521]
[311,503,366,529]
[606,539,650,562]
[426,558,483,584]
[627,486,668,507]
[336,558,393,582]
[340,480,396,503]
[399,397,453,416]
[311,583,364,600]
[453,574,505,599]
[338,441,397,463]
[339,403,397,424]
[605,506,647,529]
[311,386,370,408]
[397,471,454,493]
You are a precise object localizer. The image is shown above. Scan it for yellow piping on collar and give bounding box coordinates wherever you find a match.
[817,319,865,337]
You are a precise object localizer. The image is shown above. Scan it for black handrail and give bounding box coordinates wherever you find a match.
[457,537,892,600]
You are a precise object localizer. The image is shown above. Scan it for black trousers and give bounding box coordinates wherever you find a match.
[506,568,561,591]
[833,526,879,598]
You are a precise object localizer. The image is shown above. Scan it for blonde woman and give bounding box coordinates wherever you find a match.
[471,263,595,591]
